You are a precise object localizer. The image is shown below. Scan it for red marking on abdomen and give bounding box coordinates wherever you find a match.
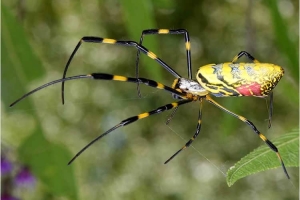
[236,82,262,96]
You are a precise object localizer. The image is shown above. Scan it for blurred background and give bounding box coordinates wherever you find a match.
[2,0,299,199]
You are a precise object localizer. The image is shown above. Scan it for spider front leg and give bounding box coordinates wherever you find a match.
[164,98,203,164]
[135,29,192,97]
[61,37,181,104]
[205,95,290,179]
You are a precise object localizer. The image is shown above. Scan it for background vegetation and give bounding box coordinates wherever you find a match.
[2,0,299,199]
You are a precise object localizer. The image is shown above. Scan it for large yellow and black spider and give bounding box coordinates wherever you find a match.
[10,29,289,179]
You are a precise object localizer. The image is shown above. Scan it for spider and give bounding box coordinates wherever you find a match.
[10,29,289,179]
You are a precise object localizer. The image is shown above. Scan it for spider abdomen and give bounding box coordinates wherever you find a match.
[196,62,284,97]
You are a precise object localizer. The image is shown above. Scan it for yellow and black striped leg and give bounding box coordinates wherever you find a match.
[90,73,185,97]
[10,73,187,107]
[136,29,192,79]
[164,99,203,164]
[205,95,290,179]
[68,99,193,165]
[61,37,181,104]
[231,51,260,63]
[135,29,192,97]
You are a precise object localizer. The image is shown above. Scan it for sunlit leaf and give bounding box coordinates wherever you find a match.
[227,130,299,186]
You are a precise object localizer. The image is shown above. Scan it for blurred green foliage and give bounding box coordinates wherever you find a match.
[2,0,299,199]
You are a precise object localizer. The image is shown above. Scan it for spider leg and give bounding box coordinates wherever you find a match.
[164,98,203,164]
[267,92,274,129]
[10,75,91,107]
[165,106,179,125]
[232,51,274,128]
[68,99,193,165]
[61,37,181,104]
[205,95,290,179]
[10,73,187,107]
[231,51,260,63]
[135,29,192,97]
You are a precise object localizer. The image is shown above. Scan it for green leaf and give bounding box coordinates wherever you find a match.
[227,130,299,187]
[18,133,78,199]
